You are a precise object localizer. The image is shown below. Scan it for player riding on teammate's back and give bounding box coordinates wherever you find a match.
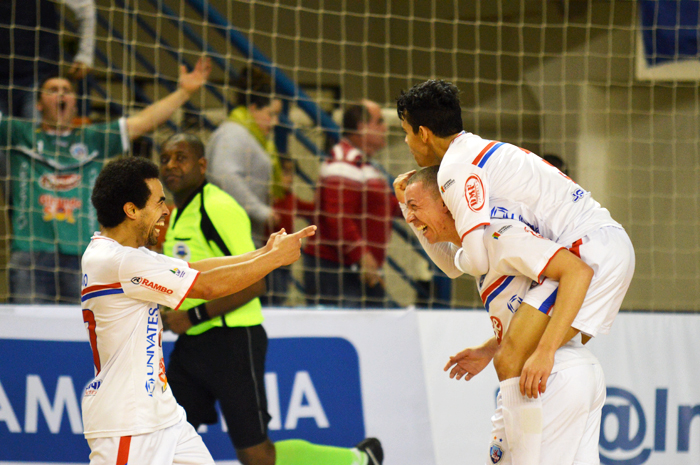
[395,80,635,465]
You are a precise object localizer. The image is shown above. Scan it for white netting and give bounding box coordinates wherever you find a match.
[1,0,698,310]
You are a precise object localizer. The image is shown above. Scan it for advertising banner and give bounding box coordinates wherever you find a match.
[0,306,434,465]
[1,306,699,465]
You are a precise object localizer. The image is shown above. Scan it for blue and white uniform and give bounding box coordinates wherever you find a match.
[437,133,635,337]
[479,220,605,465]
[80,233,213,465]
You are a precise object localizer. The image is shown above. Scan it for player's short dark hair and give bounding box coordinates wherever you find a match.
[406,165,441,199]
[396,80,463,137]
[235,66,272,108]
[38,74,74,93]
[91,157,160,228]
[342,103,370,137]
[161,132,205,159]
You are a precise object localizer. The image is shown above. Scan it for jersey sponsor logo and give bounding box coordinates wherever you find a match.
[68,143,98,161]
[169,268,186,278]
[38,195,82,224]
[507,294,522,313]
[440,178,455,193]
[464,175,485,212]
[130,277,174,295]
[158,358,168,393]
[173,242,191,261]
[489,441,504,463]
[490,316,504,344]
[38,173,82,191]
[524,226,544,239]
[572,188,585,202]
[497,225,512,234]
[492,224,513,240]
[145,306,159,397]
[84,380,101,397]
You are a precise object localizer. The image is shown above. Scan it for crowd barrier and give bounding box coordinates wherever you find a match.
[0,306,698,465]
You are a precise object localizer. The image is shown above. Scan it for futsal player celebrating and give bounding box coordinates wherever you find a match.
[400,166,606,465]
[80,157,315,464]
[395,79,634,465]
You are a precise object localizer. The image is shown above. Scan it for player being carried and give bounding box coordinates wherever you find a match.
[399,166,606,465]
[395,79,634,387]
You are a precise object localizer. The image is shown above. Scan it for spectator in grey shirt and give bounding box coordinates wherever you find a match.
[206,67,283,247]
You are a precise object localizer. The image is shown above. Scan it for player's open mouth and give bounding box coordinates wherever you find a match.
[417,224,428,234]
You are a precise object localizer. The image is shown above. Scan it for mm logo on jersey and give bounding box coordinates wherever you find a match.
[131,277,174,295]
[464,175,485,212]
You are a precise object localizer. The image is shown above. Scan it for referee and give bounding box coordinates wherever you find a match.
[159,133,383,465]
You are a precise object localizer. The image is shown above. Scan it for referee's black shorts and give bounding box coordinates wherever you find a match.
[167,324,271,450]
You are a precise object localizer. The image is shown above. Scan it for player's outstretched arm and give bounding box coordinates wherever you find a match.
[190,229,289,272]
[187,226,316,301]
[444,337,499,382]
[519,249,593,398]
[126,57,212,140]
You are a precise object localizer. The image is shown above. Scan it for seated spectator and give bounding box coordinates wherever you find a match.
[303,100,400,308]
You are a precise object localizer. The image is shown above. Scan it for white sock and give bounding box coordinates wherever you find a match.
[499,377,542,465]
[487,390,512,465]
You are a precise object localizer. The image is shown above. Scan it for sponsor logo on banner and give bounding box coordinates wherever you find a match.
[440,178,455,193]
[38,173,82,191]
[599,386,700,464]
[38,195,81,223]
[464,175,485,212]
[0,336,368,463]
[131,277,174,294]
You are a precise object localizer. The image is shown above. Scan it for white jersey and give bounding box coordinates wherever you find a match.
[80,234,200,439]
[477,220,598,373]
[438,132,620,246]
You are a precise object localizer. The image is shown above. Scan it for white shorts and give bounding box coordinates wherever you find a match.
[523,226,635,338]
[87,407,214,465]
[488,362,606,465]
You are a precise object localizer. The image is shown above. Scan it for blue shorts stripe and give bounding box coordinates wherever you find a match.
[484,276,515,312]
[538,288,558,314]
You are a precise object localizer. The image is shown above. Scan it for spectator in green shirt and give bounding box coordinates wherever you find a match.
[0,57,211,303]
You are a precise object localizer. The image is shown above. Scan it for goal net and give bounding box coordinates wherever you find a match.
[1,0,698,311]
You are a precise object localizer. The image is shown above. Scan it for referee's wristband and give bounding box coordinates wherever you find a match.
[187,304,211,326]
